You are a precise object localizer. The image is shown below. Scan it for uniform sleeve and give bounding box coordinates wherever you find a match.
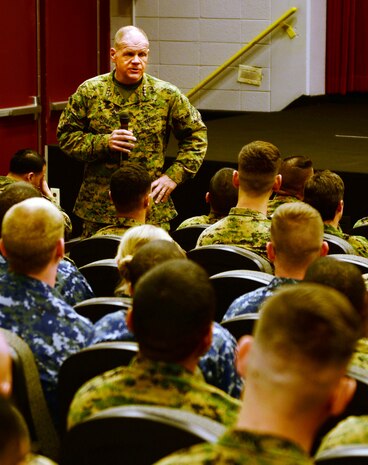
[165,92,207,185]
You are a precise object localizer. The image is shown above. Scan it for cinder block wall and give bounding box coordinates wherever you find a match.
[110,0,326,112]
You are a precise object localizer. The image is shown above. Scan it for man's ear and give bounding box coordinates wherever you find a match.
[273,174,282,192]
[56,238,65,260]
[328,375,356,417]
[236,335,253,378]
[205,192,210,204]
[126,307,134,332]
[108,190,113,203]
[143,193,150,209]
[0,239,7,258]
[266,241,275,262]
[233,170,240,188]
[110,47,117,63]
[320,241,329,257]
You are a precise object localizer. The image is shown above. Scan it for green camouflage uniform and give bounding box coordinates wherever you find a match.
[57,71,207,228]
[67,355,240,430]
[354,217,368,227]
[94,217,144,236]
[267,194,300,217]
[324,223,368,258]
[177,211,224,229]
[156,429,313,465]
[317,415,368,453]
[349,337,368,371]
[0,176,14,192]
[196,207,271,261]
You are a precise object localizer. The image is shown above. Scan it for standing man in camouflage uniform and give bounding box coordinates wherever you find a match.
[156,283,361,465]
[57,25,207,237]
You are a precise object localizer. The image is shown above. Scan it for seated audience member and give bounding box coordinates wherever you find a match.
[68,260,241,430]
[155,283,361,465]
[267,155,313,216]
[92,239,243,398]
[223,202,328,320]
[196,140,282,261]
[354,216,368,228]
[0,148,72,238]
[0,198,94,422]
[177,168,238,229]
[0,182,94,306]
[0,332,11,399]
[94,162,152,236]
[304,170,368,257]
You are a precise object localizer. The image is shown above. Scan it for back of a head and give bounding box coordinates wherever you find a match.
[304,170,344,221]
[208,168,238,215]
[271,202,324,267]
[279,155,314,197]
[0,181,42,237]
[110,162,151,214]
[9,149,45,175]
[132,259,216,362]
[237,140,281,195]
[0,397,29,464]
[1,197,64,275]
[304,256,367,335]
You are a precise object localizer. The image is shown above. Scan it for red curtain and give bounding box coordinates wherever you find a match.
[326,0,368,94]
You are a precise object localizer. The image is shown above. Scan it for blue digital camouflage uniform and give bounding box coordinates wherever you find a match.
[267,193,300,217]
[155,429,313,465]
[0,255,94,307]
[67,355,241,430]
[177,211,225,230]
[94,217,144,237]
[91,311,243,398]
[196,208,271,261]
[57,71,207,228]
[324,223,368,258]
[223,277,299,321]
[0,271,94,422]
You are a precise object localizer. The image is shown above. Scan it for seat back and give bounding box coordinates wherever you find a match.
[210,270,273,322]
[60,405,225,465]
[171,225,209,252]
[324,233,357,255]
[74,296,132,323]
[0,329,60,460]
[315,445,368,464]
[58,342,139,433]
[350,224,368,240]
[328,254,368,274]
[220,313,260,340]
[187,245,273,276]
[68,235,121,268]
[79,259,120,297]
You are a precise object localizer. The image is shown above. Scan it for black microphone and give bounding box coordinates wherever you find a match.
[120,112,130,130]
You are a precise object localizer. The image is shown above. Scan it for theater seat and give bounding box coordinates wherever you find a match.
[74,296,132,323]
[328,254,368,274]
[171,225,209,252]
[220,313,259,340]
[68,235,121,268]
[324,233,356,255]
[78,259,120,297]
[315,445,368,464]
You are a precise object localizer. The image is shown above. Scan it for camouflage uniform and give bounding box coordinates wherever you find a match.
[94,217,144,237]
[349,337,368,371]
[317,415,368,453]
[177,211,224,230]
[196,207,271,261]
[223,278,299,321]
[267,193,300,217]
[354,217,368,227]
[0,176,14,192]
[155,429,313,465]
[324,224,368,258]
[67,355,241,430]
[91,311,244,398]
[0,271,94,422]
[57,71,207,228]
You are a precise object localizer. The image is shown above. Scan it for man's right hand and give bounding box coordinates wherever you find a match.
[108,129,136,153]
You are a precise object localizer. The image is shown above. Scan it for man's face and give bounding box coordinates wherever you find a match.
[111,30,149,85]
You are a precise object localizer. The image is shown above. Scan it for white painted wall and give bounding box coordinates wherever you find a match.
[110,0,326,112]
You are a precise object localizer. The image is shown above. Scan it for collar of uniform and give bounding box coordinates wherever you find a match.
[104,71,152,107]
[229,207,269,220]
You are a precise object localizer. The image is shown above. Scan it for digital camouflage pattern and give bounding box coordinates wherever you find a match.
[349,337,368,371]
[67,355,241,430]
[354,217,368,228]
[94,217,144,237]
[317,415,368,453]
[57,71,207,226]
[223,277,298,321]
[91,311,244,398]
[177,211,224,229]
[323,223,368,258]
[196,207,271,261]
[155,429,313,465]
[0,176,14,192]
[267,194,301,217]
[0,271,94,420]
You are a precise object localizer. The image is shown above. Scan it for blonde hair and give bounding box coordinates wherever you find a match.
[2,198,64,275]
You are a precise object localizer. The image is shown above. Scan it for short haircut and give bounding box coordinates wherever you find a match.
[110,163,151,214]
[126,240,186,288]
[304,170,344,221]
[114,25,149,49]
[237,140,281,194]
[304,256,367,335]
[271,202,324,266]
[0,182,42,236]
[132,260,216,362]
[9,149,45,175]
[279,155,314,197]
[208,168,238,214]
[0,397,29,461]
[2,198,64,274]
